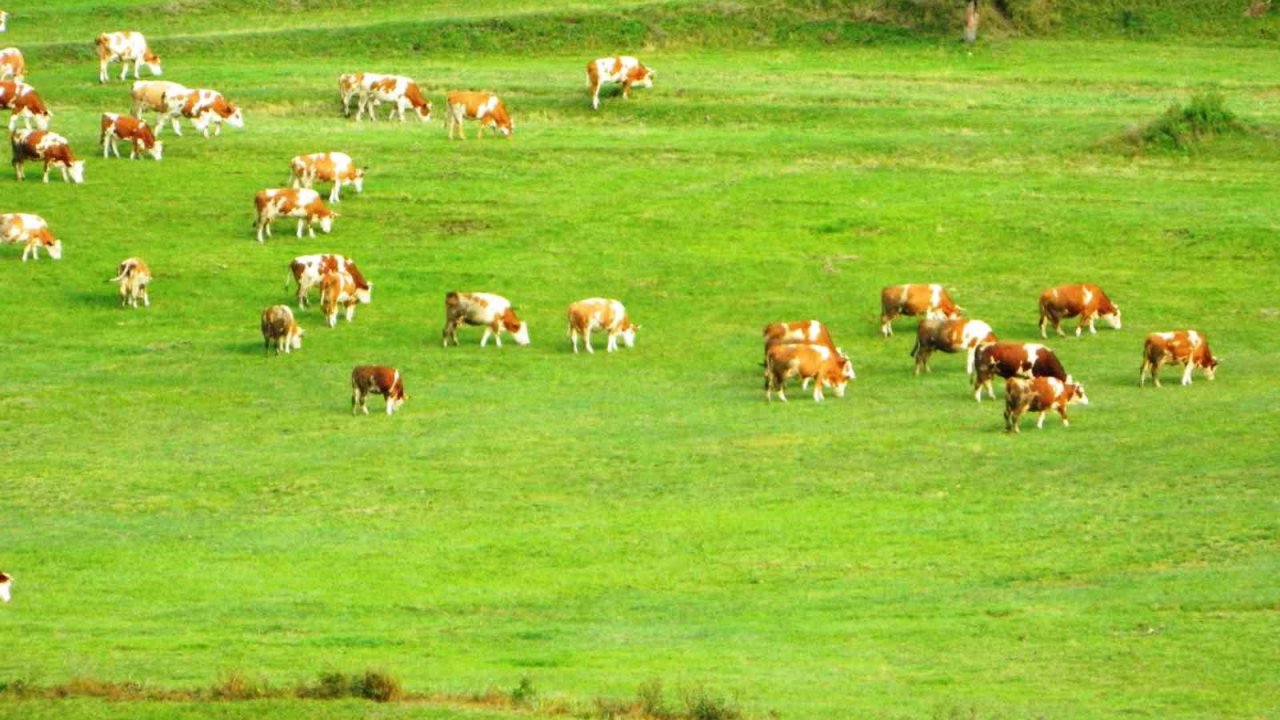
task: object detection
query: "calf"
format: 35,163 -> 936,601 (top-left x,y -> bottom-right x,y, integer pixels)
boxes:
972,341 -> 1069,402
1140,330 -> 1218,387
0,46 -> 22,82
165,88 -> 243,138
319,270 -> 363,328
1004,376 -> 1089,433
356,74 -> 430,122
0,571 -> 11,603
287,253 -> 370,309
110,257 -> 151,308
96,31 -> 161,83
445,91 -> 513,140
260,304 -> 303,355
1,80 -> 49,130
910,317 -> 996,375
442,291 -> 530,347
586,55 -> 655,110
880,283 -> 962,336
351,365 -> 406,416
0,212 -> 61,261
1038,283 -> 1121,338
289,152 -> 364,203
100,113 -> 162,160
11,129 -> 85,183
567,297 -> 637,353
253,188 -> 335,243
764,342 -> 855,403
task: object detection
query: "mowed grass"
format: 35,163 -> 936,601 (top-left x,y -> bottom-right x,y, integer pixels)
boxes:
2,3 -> 1279,719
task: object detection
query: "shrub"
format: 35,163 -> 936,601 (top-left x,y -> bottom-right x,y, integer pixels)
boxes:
210,670 -> 271,700
510,675 -> 537,707
354,669 -> 402,703
680,685 -> 741,720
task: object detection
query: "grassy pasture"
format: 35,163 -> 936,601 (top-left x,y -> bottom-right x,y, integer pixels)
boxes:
2,2 -> 1280,719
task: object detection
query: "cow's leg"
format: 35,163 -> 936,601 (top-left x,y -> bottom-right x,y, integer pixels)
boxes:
329,184 -> 340,204
492,322 -> 503,348
622,79 -> 633,100
1058,406 -> 1070,426
1181,361 -> 1195,386
570,329 -> 579,354
102,136 -> 111,158
1084,315 -> 1097,335
583,327 -> 593,354
812,381 -> 824,402
295,219 -> 306,238
119,59 -> 129,81
966,346 -> 977,375
140,286 -> 149,307
41,161 -> 51,183
345,302 -> 355,323
358,391 -> 369,415
1038,312 -> 1048,339
1152,358 -> 1165,388
1035,411 -> 1048,429
12,161 -> 22,181
480,326 -> 491,347
99,59 -> 109,83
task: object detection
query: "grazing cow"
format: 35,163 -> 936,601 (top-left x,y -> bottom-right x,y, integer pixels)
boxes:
764,342 -> 855,403
110,257 -> 151,308
287,254 -> 370,309
0,571 -> 10,603
972,341 -> 1069,402
164,88 -> 243,138
289,152 -> 364,203
260,304 -> 303,355
445,91 -> 512,140
880,283 -> 963,337
99,113 -> 162,160
351,365 -> 406,416
0,80 -> 48,131
96,32 -> 161,83
910,317 -> 996,375
253,188 -> 335,243
130,80 -> 188,128
1038,283 -> 1121,338
319,270 -> 365,328
586,56 -> 654,110
0,46 -> 22,82
442,291 -> 530,347
11,129 -> 85,183
338,72 -> 363,117
356,74 -> 430,122
567,297 -> 637,353
1,212 -> 61,261
1140,330 -> 1219,387
1004,376 -> 1089,433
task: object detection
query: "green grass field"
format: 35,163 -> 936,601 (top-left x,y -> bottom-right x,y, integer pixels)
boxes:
2,2 -> 1279,719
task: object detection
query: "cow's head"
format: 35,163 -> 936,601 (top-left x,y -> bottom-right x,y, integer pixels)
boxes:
33,112 -> 50,131
619,318 -> 638,349
1065,381 -> 1089,406
315,209 -> 336,234
512,321 -> 531,345
45,237 -> 63,260
0,572 -> 11,603
354,282 -> 372,304
352,168 -> 366,194
414,101 -> 432,122
67,160 -> 85,184
1200,349 -> 1219,380
387,376 -> 407,415
836,348 -> 856,381
143,52 -> 162,76
147,140 -> 164,161
224,106 -> 244,129
1102,306 -> 1121,330
290,325 -> 304,350
630,64 -> 655,89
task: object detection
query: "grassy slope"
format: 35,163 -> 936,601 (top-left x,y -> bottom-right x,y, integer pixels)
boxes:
2,2 -> 1279,719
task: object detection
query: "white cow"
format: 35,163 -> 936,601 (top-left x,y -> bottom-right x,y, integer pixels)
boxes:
96,31 -> 161,83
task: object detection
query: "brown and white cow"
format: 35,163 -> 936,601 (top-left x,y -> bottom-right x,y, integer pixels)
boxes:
253,188 -> 335,243
0,571 -> 11,603
910,317 -> 996,375
1004,376 -> 1089,433
1140,330 -> 1219,387
1038,283 -> 1121,338
445,91 -> 512,140
110,257 -> 151,308
972,341 -> 1069,402
0,80 -> 48,131
289,152 -> 364,203
567,297 -> 637,353
880,283 -> 963,337
320,270 -> 365,328
11,129 -> 84,183
442,291 -> 530,347
764,342 -> 855,403
96,31 -> 161,83
338,72 -> 365,117
0,46 -> 23,82
356,74 -> 430,122
586,56 -> 655,111
351,365 -> 407,416
100,113 -> 162,160
287,254 -> 370,309
260,304 -> 303,355
130,80 -> 188,128
164,88 -> 243,138
1,212 -> 61,261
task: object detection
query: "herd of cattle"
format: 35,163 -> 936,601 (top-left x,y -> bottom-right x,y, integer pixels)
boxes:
1,24 -> 1221,430
764,282 -> 1220,432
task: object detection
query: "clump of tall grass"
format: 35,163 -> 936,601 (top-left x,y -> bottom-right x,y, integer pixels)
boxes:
1118,92 -> 1249,152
